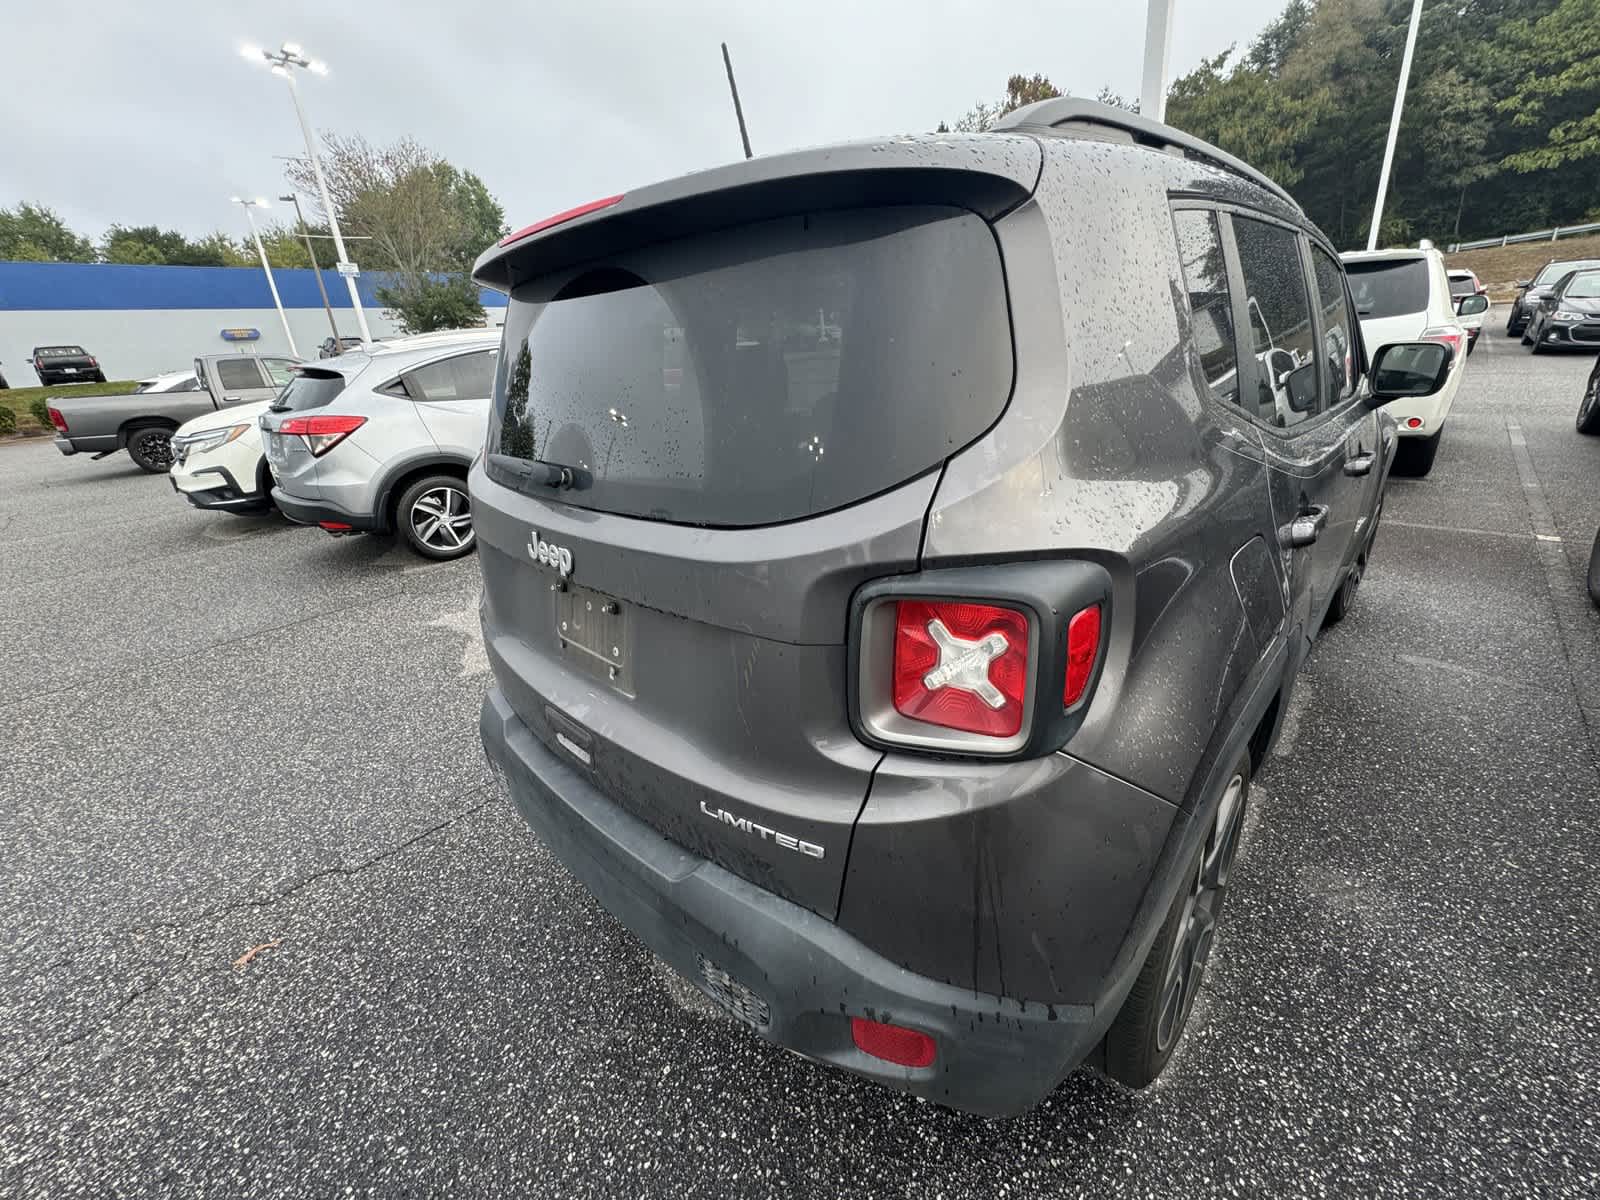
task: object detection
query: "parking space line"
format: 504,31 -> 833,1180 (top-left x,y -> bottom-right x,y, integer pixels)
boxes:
1384,518 -> 1555,542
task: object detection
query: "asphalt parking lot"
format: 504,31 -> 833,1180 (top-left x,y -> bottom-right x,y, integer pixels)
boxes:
3,314 -> 1598,1198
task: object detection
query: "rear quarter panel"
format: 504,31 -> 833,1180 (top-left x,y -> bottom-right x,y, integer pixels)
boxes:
54,391 -> 214,441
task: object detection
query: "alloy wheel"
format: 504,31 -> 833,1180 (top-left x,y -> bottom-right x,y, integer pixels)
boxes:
410,485 -> 474,552
134,430 -> 173,470
1154,772 -> 1246,1054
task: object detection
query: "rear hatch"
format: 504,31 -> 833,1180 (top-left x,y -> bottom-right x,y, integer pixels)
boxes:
1345,256 -> 1433,347
258,363 -> 359,493
471,136 -> 1037,916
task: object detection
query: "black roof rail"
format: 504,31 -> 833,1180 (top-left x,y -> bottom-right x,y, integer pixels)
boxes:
993,97 -> 1300,212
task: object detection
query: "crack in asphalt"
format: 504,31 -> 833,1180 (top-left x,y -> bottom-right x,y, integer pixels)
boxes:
1,787 -> 495,1093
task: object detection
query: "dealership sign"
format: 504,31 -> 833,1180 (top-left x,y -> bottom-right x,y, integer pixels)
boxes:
220,328 -> 261,341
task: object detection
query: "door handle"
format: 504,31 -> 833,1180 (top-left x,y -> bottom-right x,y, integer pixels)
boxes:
223,396 -> 241,403
1282,504 -> 1329,549
1344,453 -> 1376,477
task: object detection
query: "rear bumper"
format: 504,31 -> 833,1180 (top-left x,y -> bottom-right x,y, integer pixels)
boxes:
480,686 -> 1103,1116
53,433 -> 118,456
272,489 -> 376,531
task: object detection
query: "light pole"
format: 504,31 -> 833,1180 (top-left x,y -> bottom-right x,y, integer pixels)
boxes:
280,191 -> 340,344
232,197 -> 298,358
1140,0 -> 1176,123
243,41 -> 373,347
1367,0 -> 1425,250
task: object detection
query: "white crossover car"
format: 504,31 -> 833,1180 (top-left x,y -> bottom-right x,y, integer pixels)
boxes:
169,400 -> 275,514
1341,245 -> 1486,477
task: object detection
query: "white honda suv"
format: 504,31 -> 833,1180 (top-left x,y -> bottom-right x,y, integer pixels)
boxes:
259,330 -> 500,560
1341,244 -> 1487,477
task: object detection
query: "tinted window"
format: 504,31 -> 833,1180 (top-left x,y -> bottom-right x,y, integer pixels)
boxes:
1565,273 -> 1600,300
490,205 -> 1012,527
216,359 -> 265,391
1535,259 -> 1600,285
1173,210 -> 1239,406
1311,247 -> 1358,404
1345,259 -> 1429,318
1448,276 -> 1477,298
1233,217 -> 1321,428
261,359 -> 298,387
38,346 -> 86,357
270,370 -> 347,412
403,350 -> 497,401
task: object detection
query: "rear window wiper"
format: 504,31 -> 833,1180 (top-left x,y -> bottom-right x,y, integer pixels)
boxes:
488,453 -> 589,491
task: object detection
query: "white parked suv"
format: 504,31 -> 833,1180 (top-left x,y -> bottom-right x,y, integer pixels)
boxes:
169,399 -> 276,513
1341,245 -> 1486,477
260,330 -> 499,560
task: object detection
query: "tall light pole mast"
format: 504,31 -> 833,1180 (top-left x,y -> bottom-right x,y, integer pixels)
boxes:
232,197 -> 298,358
1140,0 -> 1176,122
243,41 -> 373,347
280,191 -> 340,343
720,42 -> 753,159
1367,0 -> 1425,250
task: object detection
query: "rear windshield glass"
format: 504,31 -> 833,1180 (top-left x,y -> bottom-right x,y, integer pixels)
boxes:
488,205 -> 1012,528
38,346 -> 86,357
1566,273 -> 1600,300
1346,259 -> 1429,318
1448,276 -> 1477,297
1536,259 -> 1600,285
271,369 -> 349,412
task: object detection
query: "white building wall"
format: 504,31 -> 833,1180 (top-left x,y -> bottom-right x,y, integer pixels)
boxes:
1,305 -> 505,384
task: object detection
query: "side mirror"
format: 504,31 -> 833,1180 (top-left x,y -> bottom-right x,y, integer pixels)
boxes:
1365,342 -> 1453,409
1517,279 -> 1533,289
1456,293 -> 1490,316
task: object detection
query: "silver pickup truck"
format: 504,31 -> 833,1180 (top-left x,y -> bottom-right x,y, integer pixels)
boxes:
50,353 -> 301,473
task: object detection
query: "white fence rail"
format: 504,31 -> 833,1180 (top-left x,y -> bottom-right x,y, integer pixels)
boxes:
1449,222 -> 1600,253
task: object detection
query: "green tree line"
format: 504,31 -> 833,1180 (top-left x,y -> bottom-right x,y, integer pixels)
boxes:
0,201 -> 338,269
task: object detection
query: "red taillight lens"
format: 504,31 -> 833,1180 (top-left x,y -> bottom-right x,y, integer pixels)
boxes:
499,194 -> 625,246
1421,326 -> 1463,360
1063,603 -> 1102,707
46,406 -> 67,432
278,413 -> 366,457
86,357 -> 97,367
892,600 -> 1029,738
850,1017 -> 936,1069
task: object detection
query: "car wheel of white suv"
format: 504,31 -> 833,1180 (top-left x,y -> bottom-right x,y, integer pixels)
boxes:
398,474 -> 476,561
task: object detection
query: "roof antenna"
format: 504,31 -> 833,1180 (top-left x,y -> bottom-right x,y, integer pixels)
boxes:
721,42 -> 754,160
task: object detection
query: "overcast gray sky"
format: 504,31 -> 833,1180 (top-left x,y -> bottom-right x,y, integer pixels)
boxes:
3,0 -> 1286,246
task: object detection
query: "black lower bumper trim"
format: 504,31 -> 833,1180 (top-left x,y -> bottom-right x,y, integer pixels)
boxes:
272,489 -> 376,531
479,686 -> 1099,1117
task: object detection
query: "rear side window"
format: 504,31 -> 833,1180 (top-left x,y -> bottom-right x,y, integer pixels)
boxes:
216,359 -> 265,391
271,370 -> 348,411
1311,247 -> 1358,404
1232,216 -> 1321,428
489,205 -> 1012,527
400,350 -> 497,401
1346,259 -> 1429,318
1172,210 -> 1239,406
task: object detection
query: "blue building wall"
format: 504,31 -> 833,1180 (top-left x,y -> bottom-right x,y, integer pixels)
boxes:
0,261 -> 507,311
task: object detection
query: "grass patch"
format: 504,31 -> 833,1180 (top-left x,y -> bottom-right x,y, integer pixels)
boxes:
0,380 -> 139,434
1447,233 -> 1600,301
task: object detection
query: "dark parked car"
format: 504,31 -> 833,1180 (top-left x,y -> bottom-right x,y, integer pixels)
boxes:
317,335 -> 369,358
0,361 -> 8,389
1506,257 -> 1600,337
1523,268 -> 1600,353
32,345 -> 105,385
468,99 -> 1454,1116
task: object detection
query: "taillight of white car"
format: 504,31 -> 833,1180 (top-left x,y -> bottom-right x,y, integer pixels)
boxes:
1422,326 -> 1464,362
278,414 -> 367,457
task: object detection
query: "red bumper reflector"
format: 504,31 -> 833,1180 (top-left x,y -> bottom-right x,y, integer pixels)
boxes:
851,1017 -> 936,1068
1063,603 -> 1103,707
318,521 -> 353,532
1405,417 -> 1423,429
500,194 -> 625,246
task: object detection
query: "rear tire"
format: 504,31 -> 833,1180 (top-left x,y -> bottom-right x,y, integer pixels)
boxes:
1578,370 -> 1600,435
125,423 -> 176,474
1103,752 -> 1251,1088
1324,557 -> 1363,627
1393,431 -> 1441,478
92,371 -> 106,383
396,473 -> 476,561
1588,528 -> 1600,609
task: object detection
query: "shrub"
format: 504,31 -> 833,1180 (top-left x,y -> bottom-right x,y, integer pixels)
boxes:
0,407 -> 16,435
28,396 -> 51,428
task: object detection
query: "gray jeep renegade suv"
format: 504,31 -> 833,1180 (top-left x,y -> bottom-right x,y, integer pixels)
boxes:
470,99 -> 1453,1116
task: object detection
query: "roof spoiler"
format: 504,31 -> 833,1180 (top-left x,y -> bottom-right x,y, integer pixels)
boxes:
994,97 -> 1300,212
472,134 -> 1043,293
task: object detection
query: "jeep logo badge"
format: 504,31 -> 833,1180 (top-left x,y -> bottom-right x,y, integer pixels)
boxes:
527,531 -> 573,577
